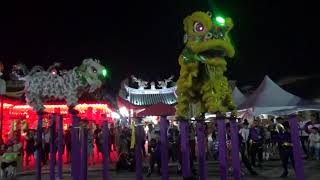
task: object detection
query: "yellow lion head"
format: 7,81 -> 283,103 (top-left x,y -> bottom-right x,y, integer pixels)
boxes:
182,11 -> 235,63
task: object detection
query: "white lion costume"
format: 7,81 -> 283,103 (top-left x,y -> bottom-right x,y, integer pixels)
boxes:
24,59 -> 106,112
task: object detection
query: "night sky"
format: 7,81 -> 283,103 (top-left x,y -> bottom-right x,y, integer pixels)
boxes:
0,1 -> 319,96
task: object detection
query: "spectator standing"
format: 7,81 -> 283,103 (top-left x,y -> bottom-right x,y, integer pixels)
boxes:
308,127 -> 320,160
64,126 -> 72,164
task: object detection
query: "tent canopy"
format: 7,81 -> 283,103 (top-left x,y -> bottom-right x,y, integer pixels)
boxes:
232,86 -> 246,107
238,75 -> 319,116
266,105 -> 320,116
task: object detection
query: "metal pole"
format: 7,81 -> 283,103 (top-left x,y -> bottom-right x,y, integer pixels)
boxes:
288,114 -> 305,180
50,114 -> 56,180
70,109 -> 80,180
36,111 -> 43,180
217,117 -> 228,180
230,119 -> 241,180
135,123 -> 143,180
80,124 -> 88,180
57,115 -> 63,180
179,119 -> 191,178
102,121 -> 109,180
196,120 -> 207,180
160,116 -> 169,180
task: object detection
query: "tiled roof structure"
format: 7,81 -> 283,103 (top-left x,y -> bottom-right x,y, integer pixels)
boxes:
129,93 -> 176,106
119,84 -> 177,106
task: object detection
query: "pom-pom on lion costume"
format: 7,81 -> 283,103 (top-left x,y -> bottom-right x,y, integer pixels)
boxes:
176,11 -> 236,119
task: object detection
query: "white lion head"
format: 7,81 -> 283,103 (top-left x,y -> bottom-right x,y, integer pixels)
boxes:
79,58 -> 106,93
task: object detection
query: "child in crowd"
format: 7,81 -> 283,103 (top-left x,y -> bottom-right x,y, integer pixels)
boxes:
309,127 -> 320,160
0,146 -> 18,178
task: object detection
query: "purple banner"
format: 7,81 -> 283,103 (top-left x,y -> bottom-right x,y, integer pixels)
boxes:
217,117 -> 228,180
102,121 -> 109,180
179,120 -> 191,178
230,119 -> 241,180
196,121 -> 207,180
288,115 -> 305,180
160,116 -> 169,180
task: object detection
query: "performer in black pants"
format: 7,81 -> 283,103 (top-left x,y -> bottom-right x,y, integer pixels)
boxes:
239,134 -> 258,175
226,122 -> 258,176
275,118 -> 295,178
146,139 -> 161,177
248,119 -> 264,167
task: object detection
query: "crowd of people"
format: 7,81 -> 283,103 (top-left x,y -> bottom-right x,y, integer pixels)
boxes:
0,112 -> 319,178
234,113 -> 320,177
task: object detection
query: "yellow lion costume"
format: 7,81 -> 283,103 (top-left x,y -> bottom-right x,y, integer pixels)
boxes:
176,11 -> 236,118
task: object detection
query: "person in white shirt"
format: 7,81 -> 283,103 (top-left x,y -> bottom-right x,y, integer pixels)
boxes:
308,127 -> 320,160
239,121 -> 250,157
307,114 -> 320,132
147,124 -> 157,154
239,122 -> 250,143
297,114 -> 309,156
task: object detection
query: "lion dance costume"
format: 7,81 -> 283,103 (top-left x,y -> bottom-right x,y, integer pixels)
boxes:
176,11 -> 236,118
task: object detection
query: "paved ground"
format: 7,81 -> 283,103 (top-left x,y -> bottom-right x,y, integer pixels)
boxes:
13,160 -> 320,180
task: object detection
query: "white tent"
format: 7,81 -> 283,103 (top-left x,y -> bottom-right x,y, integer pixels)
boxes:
232,86 -> 246,106
238,75 -> 319,116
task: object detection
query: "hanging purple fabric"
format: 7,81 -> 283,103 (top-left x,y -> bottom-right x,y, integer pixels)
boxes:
58,115 -> 63,180
102,121 -> 109,180
36,111 -> 43,180
80,125 -> 88,180
230,119 -> 241,180
70,109 -> 80,180
217,117 -> 228,180
135,123 -> 143,180
160,116 -> 169,180
50,114 -> 56,180
196,120 -> 207,180
179,119 -> 191,178
288,115 -> 305,180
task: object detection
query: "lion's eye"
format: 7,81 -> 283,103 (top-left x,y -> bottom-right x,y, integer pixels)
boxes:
92,67 -> 97,73
193,22 -> 205,32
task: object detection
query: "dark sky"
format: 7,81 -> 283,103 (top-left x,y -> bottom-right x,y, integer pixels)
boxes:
0,1 -> 319,93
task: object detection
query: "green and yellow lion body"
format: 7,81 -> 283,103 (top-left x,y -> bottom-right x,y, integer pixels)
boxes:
176,11 -> 236,118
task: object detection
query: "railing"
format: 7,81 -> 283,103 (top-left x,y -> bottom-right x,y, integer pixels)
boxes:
33,114 -> 304,180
